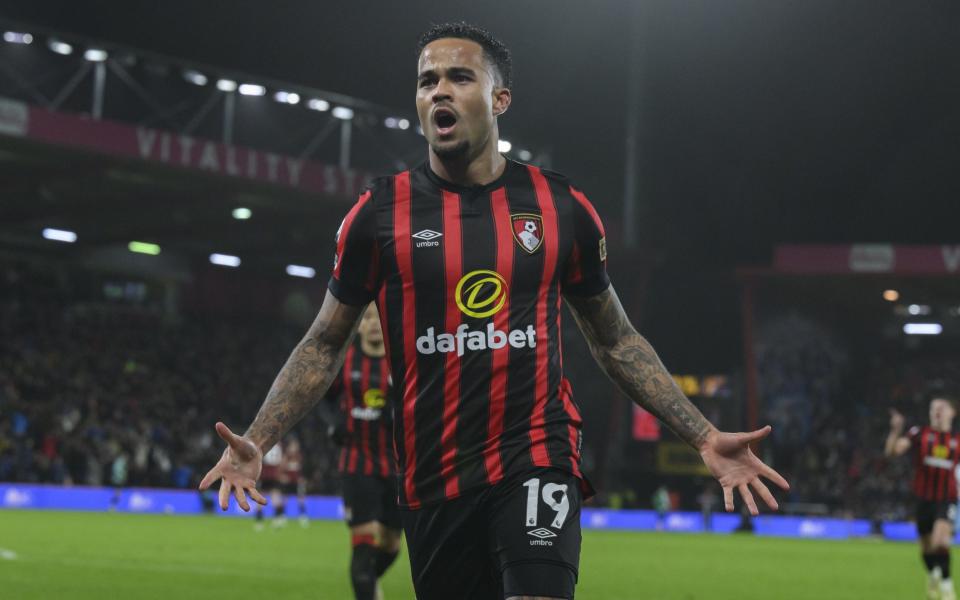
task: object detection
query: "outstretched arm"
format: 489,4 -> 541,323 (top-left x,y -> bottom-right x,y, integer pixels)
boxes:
243,292 -> 363,451
884,409 -> 911,457
564,285 -> 712,446
565,285 -> 789,514
199,291 -> 364,510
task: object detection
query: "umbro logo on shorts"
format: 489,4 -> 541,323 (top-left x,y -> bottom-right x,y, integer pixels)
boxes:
412,229 -> 442,248
527,528 -> 557,539
528,527 -> 557,547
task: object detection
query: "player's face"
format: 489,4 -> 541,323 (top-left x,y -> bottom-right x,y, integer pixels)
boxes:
357,304 -> 383,346
930,398 -> 956,428
416,38 -> 509,161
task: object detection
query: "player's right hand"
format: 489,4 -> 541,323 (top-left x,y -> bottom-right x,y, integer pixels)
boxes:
889,408 -> 905,432
198,422 -> 268,512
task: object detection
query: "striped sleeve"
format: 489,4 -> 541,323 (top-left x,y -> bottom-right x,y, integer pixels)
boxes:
327,190 -> 380,305
562,185 -> 611,297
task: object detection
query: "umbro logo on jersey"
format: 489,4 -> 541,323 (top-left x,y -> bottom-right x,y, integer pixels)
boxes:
527,528 -> 557,539
412,229 -> 442,248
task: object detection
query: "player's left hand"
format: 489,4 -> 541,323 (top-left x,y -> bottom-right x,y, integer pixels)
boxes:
698,425 -> 790,516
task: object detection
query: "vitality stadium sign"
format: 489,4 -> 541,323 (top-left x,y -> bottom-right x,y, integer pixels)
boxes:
0,97 -> 370,199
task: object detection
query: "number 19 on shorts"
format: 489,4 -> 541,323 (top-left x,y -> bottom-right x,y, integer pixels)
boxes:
523,477 -> 570,529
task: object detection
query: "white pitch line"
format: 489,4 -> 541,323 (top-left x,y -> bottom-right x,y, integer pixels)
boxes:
0,548 -> 18,560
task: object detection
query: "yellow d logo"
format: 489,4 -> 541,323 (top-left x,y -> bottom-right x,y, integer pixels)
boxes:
455,270 -> 507,318
363,388 -> 386,408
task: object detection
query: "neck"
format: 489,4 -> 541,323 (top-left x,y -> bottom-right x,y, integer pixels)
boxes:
428,131 -> 506,187
934,423 -> 952,433
360,338 -> 385,358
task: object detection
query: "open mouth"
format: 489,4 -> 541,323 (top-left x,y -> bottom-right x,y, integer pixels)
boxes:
433,108 -> 458,135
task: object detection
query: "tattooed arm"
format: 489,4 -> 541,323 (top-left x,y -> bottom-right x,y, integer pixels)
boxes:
564,285 -> 712,447
198,291 -> 364,511
565,285 -> 789,514
244,292 -> 363,451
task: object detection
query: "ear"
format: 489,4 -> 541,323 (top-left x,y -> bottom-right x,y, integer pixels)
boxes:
492,86 -> 512,117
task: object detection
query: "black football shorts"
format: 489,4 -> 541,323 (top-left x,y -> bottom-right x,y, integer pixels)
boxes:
402,467 -> 582,600
342,474 -> 402,529
916,499 -> 957,536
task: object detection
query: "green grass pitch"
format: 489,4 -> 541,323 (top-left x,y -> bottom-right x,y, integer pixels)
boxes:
0,510 -> 926,599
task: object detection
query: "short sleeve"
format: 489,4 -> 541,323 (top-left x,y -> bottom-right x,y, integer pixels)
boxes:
562,185 -> 611,297
327,190 -> 380,305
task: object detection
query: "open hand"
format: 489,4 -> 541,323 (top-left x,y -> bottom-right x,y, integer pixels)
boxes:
889,409 -> 905,433
699,425 -> 790,516
198,422 -> 267,511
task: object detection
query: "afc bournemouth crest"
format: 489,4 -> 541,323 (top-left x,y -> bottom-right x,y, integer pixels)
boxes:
511,213 -> 543,254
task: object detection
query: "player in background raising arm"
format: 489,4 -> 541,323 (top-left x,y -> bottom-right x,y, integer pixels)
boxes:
887,397 -> 960,600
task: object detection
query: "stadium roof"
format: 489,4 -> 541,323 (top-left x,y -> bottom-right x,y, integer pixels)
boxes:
0,108 -> 352,277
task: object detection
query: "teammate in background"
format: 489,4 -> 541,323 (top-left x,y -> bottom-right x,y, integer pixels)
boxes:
321,304 -> 401,600
652,485 -> 670,531
254,442 -> 286,531
886,397 -> 960,600
201,22 -> 789,599
698,481 -> 719,533
282,437 -> 309,527
108,447 -> 129,511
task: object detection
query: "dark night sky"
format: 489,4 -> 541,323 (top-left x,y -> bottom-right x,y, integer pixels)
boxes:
3,0 -> 959,369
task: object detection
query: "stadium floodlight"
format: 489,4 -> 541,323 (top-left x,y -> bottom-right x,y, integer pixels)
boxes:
232,207 -> 252,220
210,253 -> 241,267
128,241 -> 160,256
331,106 -> 354,120
42,228 -> 77,243
48,39 -> 73,55
384,117 -> 399,129
238,83 -> 266,96
882,289 -> 899,302
182,69 -> 208,86
274,90 -> 300,105
84,48 -> 108,62
498,139 -> 512,153
4,32 -> 33,44
216,79 -> 237,92
286,265 -> 316,279
398,118 -> 410,130
306,98 -> 330,112
517,149 -> 532,161
907,304 -> 931,316
904,323 -> 943,336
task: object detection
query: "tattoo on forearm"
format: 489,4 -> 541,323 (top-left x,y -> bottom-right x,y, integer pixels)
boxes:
244,296 -> 363,451
566,286 -> 713,448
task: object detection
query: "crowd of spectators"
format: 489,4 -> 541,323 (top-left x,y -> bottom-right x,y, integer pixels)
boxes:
0,262 -> 340,494
756,308 -> 960,520
6,259 -> 960,521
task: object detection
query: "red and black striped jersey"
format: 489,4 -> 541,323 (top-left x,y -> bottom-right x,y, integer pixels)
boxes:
327,345 -> 394,478
908,425 -> 960,502
328,160 -> 609,509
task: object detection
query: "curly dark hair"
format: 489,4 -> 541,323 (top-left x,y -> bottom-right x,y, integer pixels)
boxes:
416,22 -> 513,89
